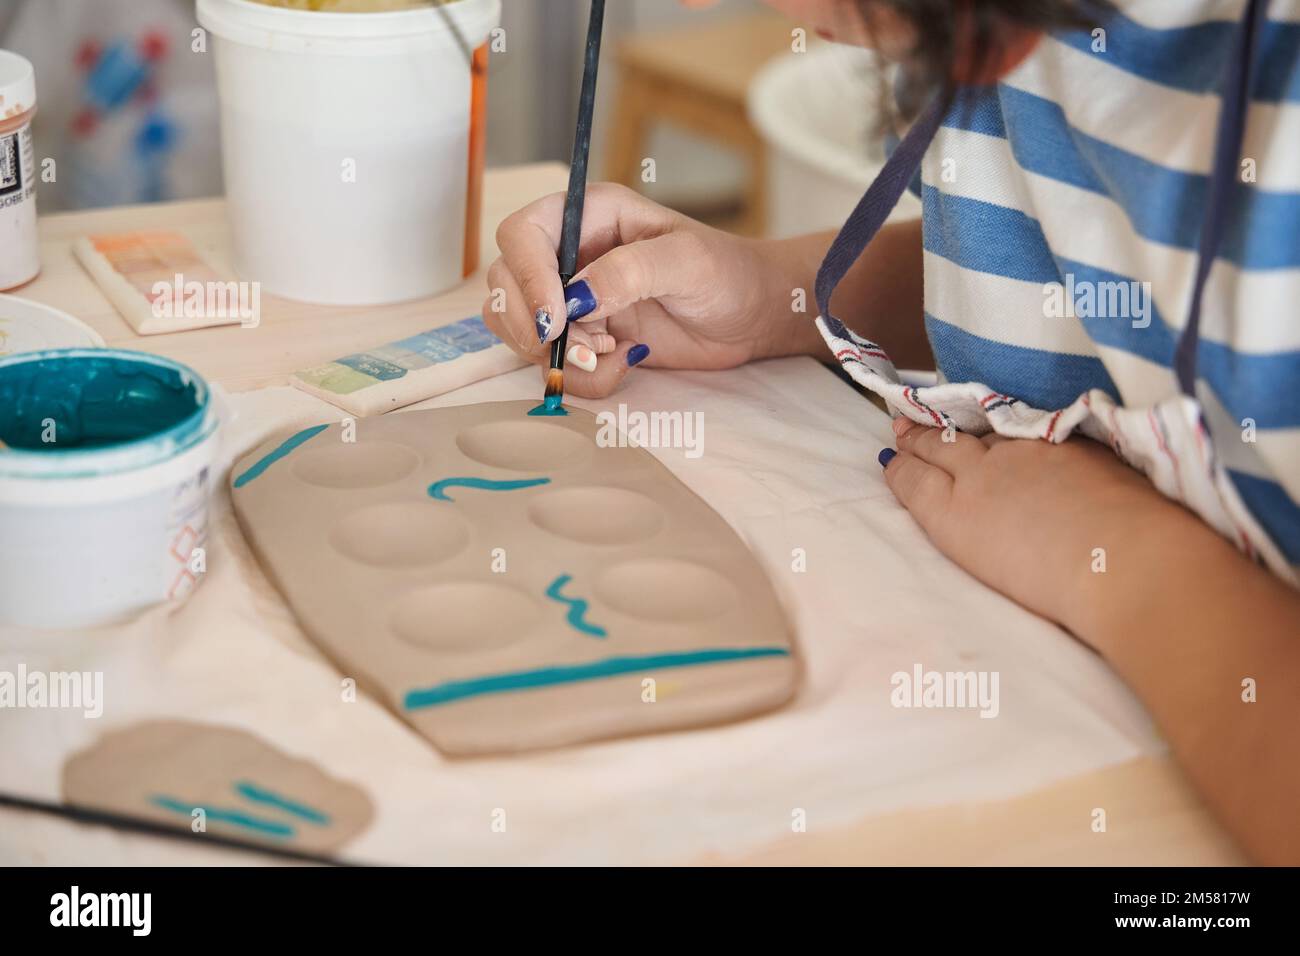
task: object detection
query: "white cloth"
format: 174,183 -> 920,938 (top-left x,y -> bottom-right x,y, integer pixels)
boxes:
817,317 -> 1296,586
0,358 -> 1162,865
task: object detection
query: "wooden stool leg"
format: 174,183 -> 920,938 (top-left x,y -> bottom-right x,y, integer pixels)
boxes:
739,130 -> 768,237
604,68 -> 652,189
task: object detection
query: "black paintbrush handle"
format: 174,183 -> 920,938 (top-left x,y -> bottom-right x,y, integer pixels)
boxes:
552,0 -> 606,370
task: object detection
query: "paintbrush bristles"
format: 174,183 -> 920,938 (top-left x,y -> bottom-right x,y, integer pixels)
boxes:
544,367 -> 565,400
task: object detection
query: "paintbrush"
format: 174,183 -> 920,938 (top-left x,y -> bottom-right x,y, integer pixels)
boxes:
537,0 -> 606,416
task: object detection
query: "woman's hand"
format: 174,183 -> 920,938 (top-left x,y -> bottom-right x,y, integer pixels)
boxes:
482,183 -> 820,398
880,418 -> 1193,641
882,417 -> 1300,864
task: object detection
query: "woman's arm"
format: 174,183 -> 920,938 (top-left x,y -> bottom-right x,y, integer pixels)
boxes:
760,218 -> 932,369
1075,509 -> 1300,865
882,419 -> 1300,863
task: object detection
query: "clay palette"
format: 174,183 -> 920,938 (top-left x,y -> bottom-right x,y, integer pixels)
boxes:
230,400 -> 798,755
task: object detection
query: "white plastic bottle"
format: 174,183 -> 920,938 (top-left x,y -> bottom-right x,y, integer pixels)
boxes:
0,50 -> 39,291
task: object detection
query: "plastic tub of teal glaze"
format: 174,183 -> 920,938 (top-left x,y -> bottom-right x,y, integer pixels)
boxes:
0,349 -> 221,629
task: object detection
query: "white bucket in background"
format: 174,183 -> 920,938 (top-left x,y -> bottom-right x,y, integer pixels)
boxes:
748,45 -> 921,239
196,0 -> 501,306
0,350 -> 222,630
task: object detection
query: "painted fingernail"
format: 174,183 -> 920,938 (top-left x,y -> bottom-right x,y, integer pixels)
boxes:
627,343 -> 651,367
563,280 -> 598,321
534,308 -> 553,343
566,343 -> 597,372
878,448 -> 897,468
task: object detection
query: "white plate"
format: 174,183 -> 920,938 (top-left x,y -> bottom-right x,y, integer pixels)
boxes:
0,294 -> 105,356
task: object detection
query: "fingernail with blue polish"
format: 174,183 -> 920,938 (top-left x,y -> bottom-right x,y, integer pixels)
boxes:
563,280 -> 598,321
878,448 -> 897,468
534,308 -> 553,343
627,344 -> 651,368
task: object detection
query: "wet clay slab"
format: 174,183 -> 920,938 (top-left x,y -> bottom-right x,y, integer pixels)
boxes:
230,400 -> 798,755
63,720 -> 373,853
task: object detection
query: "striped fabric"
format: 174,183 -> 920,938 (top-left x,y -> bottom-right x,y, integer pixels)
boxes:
918,0 -> 1300,575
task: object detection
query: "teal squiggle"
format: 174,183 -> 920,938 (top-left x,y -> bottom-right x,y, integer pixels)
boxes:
428,476 -> 550,501
234,781 -> 330,826
150,795 -> 295,839
545,573 -> 606,638
233,424 -> 329,488
403,646 -> 791,710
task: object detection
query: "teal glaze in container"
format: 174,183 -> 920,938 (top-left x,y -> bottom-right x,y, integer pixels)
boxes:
0,349 -> 222,629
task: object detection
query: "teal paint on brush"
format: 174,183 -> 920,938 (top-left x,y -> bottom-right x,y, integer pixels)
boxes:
544,573 -> 606,638
404,646 -> 791,710
233,781 -> 330,826
150,795 -> 296,839
427,476 -> 550,501
233,424 -> 329,489
527,394 -> 567,416
0,348 -> 216,480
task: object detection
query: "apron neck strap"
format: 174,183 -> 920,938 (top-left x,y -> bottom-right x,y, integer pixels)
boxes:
1174,0 -> 1266,396
813,0 -> 1265,401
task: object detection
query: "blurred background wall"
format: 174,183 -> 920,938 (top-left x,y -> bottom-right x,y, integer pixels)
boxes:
0,0 -> 903,235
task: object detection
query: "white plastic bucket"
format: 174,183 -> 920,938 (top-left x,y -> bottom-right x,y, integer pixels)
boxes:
748,45 -> 921,238
0,349 -> 222,629
196,0 -> 501,305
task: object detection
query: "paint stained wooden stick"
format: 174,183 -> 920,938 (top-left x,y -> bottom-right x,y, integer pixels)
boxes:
540,0 -> 607,415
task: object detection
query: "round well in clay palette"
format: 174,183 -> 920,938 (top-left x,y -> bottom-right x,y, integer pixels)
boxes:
293,440 -> 420,488
456,419 -> 593,471
527,486 -> 666,545
331,501 -> 470,568
392,581 -> 540,654
597,559 -> 737,623
230,400 -> 797,755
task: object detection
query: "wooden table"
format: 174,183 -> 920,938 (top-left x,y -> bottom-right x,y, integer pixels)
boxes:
8,163 -> 1243,866
23,163 -> 572,394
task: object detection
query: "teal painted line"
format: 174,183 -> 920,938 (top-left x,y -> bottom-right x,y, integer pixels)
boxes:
544,573 -> 606,638
427,476 -> 550,501
403,646 -> 791,711
233,424 -> 329,488
234,781 -> 330,826
150,795 -> 295,839
527,395 -> 567,416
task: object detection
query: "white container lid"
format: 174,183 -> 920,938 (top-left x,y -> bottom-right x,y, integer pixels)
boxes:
0,294 -> 106,355
0,49 -> 36,119
197,0 -> 501,56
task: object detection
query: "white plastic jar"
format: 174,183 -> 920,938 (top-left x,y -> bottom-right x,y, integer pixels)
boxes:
0,349 -> 223,629
196,0 -> 501,306
0,49 -> 39,291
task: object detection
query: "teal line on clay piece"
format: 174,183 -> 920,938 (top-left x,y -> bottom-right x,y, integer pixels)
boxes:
527,395 -> 567,416
545,573 -> 606,638
403,646 -> 791,711
233,781 -> 330,826
150,795 -> 296,839
427,476 -> 550,501
232,424 -> 330,488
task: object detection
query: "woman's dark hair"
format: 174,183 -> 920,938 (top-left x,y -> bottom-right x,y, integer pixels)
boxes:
860,0 -> 1112,114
